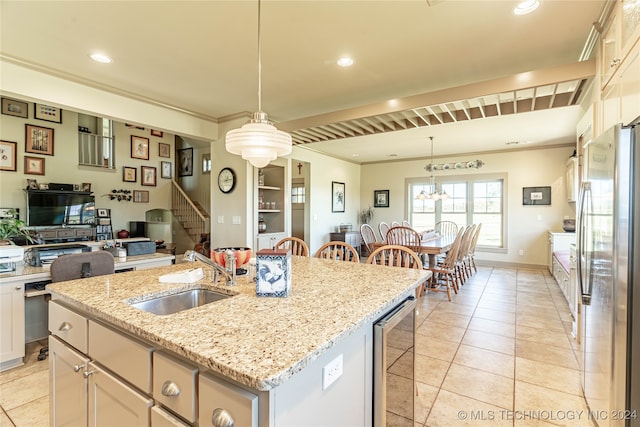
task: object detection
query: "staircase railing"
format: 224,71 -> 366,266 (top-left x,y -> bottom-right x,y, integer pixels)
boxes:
170,180 -> 209,242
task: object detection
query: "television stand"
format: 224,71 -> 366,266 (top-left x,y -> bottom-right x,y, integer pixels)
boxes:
36,227 -> 95,242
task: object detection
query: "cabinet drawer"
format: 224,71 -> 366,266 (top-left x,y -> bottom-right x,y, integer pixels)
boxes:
88,320 -> 153,393
151,405 -> 191,427
49,301 -> 88,353
199,373 -> 258,427
153,352 -> 198,422
57,229 -> 75,238
40,230 -> 58,239
76,229 -> 93,237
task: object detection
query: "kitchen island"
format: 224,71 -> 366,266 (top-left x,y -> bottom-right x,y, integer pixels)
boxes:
47,256 -> 428,426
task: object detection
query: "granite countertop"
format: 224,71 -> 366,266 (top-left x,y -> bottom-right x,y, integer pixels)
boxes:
47,257 -> 428,391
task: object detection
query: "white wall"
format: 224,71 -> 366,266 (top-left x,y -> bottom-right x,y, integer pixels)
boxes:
360,146 -> 575,267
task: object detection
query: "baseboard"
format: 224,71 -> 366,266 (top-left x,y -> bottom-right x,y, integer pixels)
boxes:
476,259 -> 549,271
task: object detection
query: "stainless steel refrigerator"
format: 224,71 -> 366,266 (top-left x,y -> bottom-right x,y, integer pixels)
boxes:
578,122 -> 640,427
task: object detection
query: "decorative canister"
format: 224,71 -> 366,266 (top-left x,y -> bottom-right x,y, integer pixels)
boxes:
258,218 -> 267,233
256,249 -> 291,297
117,247 -> 127,262
117,229 -> 130,238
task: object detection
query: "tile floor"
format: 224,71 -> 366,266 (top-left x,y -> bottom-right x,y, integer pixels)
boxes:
0,266 -> 587,427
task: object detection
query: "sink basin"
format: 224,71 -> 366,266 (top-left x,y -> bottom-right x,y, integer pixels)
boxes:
129,289 -> 230,315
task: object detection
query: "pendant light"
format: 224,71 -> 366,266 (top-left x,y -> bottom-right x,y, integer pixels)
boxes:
225,0 -> 292,168
416,137 -> 449,201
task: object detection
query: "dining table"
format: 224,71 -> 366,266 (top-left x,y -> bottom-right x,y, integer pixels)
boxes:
373,232 -> 457,268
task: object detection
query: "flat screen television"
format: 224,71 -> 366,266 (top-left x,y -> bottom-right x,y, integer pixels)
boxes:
26,191 -> 96,227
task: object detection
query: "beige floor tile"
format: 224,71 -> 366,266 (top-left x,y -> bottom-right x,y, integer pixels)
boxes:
514,381 -> 590,427
515,357 -> 582,396
514,418 -> 565,427
516,340 -> 579,370
4,396 -> 48,427
0,410 -> 15,427
426,389 -> 512,427
434,302 -> 477,317
479,293 -> 517,305
415,382 -> 440,425
462,329 -> 515,355
0,370 -> 49,411
476,298 -> 516,312
453,344 -> 514,378
517,313 -> 566,333
417,321 -> 466,344
387,373 -> 415,420
426,310 -> 471,329
516,304 -> 560,319
384,411 -> 413,427
473,307 -> 517,324
415,336 -> 460,362
442,364 -> 514,409
516,325 -> 573,349
414,354 -> 451,388
468,317 -> 516,338
483,287 -> 517,297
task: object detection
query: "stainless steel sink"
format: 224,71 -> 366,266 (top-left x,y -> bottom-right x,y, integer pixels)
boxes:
129,289 -> 230,315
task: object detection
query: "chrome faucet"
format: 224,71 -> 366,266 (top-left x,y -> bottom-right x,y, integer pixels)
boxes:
183,250 -> 236,286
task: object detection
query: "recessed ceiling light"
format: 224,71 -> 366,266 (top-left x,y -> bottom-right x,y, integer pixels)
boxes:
505,141 -> 519,145
388,154 -> 398,157
90,53 -> 112,64
352,153 -> 360,157
513,0 -> 540,15
337,57 -> 354,67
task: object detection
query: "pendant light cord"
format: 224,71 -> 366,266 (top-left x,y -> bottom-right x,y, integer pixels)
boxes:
257,0 -> 262,113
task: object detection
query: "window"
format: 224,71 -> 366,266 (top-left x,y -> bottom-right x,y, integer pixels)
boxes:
78,117 -> 115,169
202,153 -> 211,174
291,183 -> 305,203
407,173 -> 506,250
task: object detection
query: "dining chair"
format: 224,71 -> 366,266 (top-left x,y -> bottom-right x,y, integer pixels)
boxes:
390,221 -> 400,227
402,220 -> 411,227
43,251 -> 116,360
378,222 -> 390,243
425,227 -> 464,301
466,223 -> 482,274
360,223 -> 377,256
366,244 -> 428,296
435,220 -> 458,236
454,225 -> 475,286
385,226 -> 422,254
313,241 -> 360,262
274,236 -> 310,257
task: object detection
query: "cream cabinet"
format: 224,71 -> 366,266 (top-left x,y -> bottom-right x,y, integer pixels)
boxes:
0,283 -> 25,370
255,159 -> 289,251
49,336 -> 89,427
256,232 -> 287,251
547,231 -> 576,272
199,373 -> 259,427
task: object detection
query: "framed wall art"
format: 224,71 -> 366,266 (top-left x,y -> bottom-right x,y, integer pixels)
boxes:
178,147 -> 193,177
123,166 -> 137,183
374,189 -> 389,208
81,182 -> 92,192
131,135 -> 150,160
133,190 -> 149,203
1,97 -> 28,118
0,140 -> 17,172
141,166 -> 157,186
159,142 -> 171,158
161,161 -> 172,179
34,104 -> 62,123
27,179 -> 39,190
523,186 -> 551,206
332,181 -> 345,213
97,208 -> 110,218
25,124 -> 54,156
151,129 -> 163,137
24,156 -> 45,175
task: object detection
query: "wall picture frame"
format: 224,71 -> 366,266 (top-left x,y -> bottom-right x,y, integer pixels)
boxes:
26,179 -> 39,190
25,124 -> 54,156
141,166 -> 157,186
523,186 -> 551,205
81,182 -> 92,192
159,142 -> 171,158
0,140 -> 18,172
97,208 -> 109,218
178,147 -> 193,177
24,156 -> 45,175
374,189 -> 389,208
332,181 -> 345,213
131,135 -> 150,160
123,166 -> 137,183
34,103 -> 62,123
161,161 -> 172,179
133,190 -> 149,203
1,97 -> 28,118
151,129 -> 163,137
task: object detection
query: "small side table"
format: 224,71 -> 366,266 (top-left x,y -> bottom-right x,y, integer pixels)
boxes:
156,243 -> 177,264
329,231 -> 362,255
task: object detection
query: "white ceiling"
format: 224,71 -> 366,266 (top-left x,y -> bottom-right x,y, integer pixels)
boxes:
0,0 -> 607,162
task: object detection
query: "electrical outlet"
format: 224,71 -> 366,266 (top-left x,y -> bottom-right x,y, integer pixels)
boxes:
519,249 -> 524,256
322,354 -> 343,390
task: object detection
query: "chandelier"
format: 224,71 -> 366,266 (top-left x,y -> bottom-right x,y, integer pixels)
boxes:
225,0 -> 292,168
416,137 -> 449,201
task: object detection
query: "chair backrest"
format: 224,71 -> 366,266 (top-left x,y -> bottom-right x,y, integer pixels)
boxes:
391,221 -> 400,227
360,223 -> 377,253
468,223 -> 482,255
402,220 -> 411,227
366,245 -> 423,269
435,220 -> 458,236
274,236 -> 309,257
438,227 -> 465,269
50,251 -> 115,282
456,225 -> 475,263
378,222 -> 390,243
385,226 -> 422,252
313,241 -> 360,262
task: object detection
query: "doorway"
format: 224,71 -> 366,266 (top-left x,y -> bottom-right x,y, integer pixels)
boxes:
290,160 -> 310,243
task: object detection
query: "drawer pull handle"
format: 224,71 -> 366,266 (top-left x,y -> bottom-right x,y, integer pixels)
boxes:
161,381 -> 180,397
83,370 -> 96,378
58,322 -> 72,332
73,364 -> 85,373
211,408 -> 234,427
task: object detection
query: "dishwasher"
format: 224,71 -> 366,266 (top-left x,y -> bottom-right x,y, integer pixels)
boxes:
373,296 -> 416,427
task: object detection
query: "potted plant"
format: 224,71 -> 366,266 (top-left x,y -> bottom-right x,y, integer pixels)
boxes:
359,206 -> 374,224
0,210 -> 34,245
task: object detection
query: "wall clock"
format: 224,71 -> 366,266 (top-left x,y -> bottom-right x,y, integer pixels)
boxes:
217,167 -> 236,193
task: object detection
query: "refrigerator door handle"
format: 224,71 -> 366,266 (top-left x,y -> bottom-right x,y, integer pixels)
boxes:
577,181 -> 592,305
